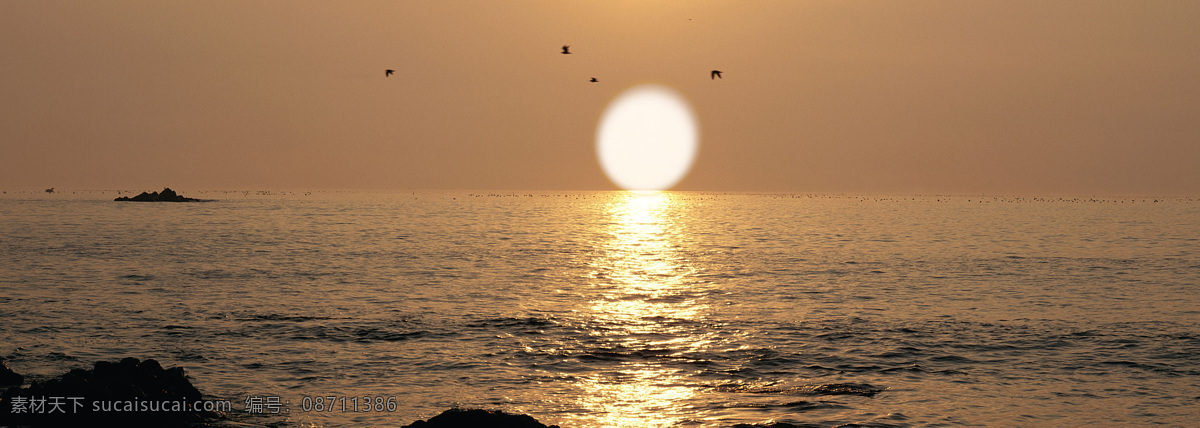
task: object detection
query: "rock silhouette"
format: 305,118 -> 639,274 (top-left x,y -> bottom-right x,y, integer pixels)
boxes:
403,408 -> 560,428
0,358 -> 22,386
114,188 -> 207,202
808,383 -> 883,397
0,357 -> 215,426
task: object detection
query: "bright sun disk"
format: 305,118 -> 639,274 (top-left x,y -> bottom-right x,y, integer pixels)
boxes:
595,84 -> 699,191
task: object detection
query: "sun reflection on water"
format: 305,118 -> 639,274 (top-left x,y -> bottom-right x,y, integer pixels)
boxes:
567,192 -> 716,428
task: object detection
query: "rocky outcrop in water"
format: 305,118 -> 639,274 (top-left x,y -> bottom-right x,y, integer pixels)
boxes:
402,408 -> 561,428
114,188 -> 207,202
0,357 -> 215,426
0,358 -> 22,386
716,382 -> 884,398
807,383 -> 883,397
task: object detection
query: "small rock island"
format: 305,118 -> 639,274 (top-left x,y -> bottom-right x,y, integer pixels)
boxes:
115,187 -> 209,202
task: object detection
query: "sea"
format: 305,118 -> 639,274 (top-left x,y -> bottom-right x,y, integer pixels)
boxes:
2,190 -> 1198,427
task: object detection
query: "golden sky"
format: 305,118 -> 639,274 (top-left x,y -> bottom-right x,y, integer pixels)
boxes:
2,0 -> 1198,194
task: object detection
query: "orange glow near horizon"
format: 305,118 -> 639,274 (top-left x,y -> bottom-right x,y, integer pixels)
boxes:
3,2 -> 1199,195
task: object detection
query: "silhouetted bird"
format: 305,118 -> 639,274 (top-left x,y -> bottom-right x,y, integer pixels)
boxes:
711,70 -> 722,79
561,45 -> 571,54
45,187 -> 54,194
385,69 -> 394,77
589,77 -> 598,82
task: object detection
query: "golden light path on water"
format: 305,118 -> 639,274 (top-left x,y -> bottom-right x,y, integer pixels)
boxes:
566,192 -> 717,428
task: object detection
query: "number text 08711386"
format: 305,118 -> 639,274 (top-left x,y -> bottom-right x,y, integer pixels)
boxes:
300,395 -> 398,413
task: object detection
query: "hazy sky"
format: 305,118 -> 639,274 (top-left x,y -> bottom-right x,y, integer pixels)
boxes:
3,1 -> 1198,195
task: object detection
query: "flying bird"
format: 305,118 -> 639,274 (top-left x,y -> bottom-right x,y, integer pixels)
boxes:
711,70 -> 722,79
385,69 -> 394,77
561,45 -> 571,54
590,77 -> 598,82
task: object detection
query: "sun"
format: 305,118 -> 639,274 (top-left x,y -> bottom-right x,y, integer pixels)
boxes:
595,84 -> 699,191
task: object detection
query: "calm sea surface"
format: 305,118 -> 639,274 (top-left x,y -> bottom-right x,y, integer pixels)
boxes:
2,191 -> 1199,427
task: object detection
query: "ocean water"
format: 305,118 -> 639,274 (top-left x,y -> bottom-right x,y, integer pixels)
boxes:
2,190 -> 1198,427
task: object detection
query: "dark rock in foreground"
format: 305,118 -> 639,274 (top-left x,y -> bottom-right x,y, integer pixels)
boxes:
115,187 -> 208,202
403,408 -> 561,428
0,358 -> 22,386
0,357 -> 216,427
